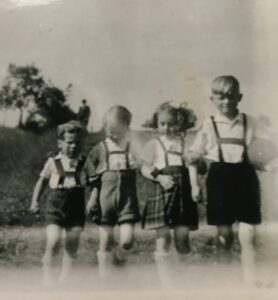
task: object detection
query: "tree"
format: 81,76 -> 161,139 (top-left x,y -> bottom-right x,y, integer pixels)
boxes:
0,63 -> 76,130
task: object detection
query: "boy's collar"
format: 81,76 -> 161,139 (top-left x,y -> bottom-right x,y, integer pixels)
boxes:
160,135 -> 180,144
106,136 -> 130,145
214,111 -> 242,124
55,152 -> 83,160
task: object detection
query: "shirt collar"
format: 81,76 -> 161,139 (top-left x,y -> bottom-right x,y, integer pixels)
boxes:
106,137 -> 129,148
160,135 -> 181,145
214,111 -> 243,125
55,152 -> 83,161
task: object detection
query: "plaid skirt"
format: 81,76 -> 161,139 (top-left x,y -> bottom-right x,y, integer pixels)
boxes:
142,166 -> 198,230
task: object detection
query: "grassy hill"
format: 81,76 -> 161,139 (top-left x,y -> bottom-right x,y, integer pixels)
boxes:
0,127 -> 105,226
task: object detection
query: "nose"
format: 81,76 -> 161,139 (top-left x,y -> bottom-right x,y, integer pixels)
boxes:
222,97 -> 230,104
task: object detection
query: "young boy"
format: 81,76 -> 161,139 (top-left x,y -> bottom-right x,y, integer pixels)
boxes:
85,106 -> 141,280
187,75 -> 261,286
30,120 -> 87,286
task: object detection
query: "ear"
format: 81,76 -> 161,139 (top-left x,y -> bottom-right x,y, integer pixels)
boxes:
237,94 -> 243,102
57,140 -> 62,149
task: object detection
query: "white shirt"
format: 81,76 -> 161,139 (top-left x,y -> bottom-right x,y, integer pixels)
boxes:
141,136 -> 186,169
40,153 -> 84,189
190,112 -> 257,163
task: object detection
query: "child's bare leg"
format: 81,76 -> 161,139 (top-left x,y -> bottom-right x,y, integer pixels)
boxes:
97,225 -> 114,279
42,224 -> 62,286
154,227 -> 172,286
60,226 -> 83,283
216,225 -> 233,263
238,222 -> 257,286
174,226 -> 190,260
115,222 -> 134,263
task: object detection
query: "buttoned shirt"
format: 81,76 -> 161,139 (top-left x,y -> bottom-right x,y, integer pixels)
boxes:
141,135 -> 186,169
40,153 -> 84,189
190,112 -> 258,163
84,138 -> 138,180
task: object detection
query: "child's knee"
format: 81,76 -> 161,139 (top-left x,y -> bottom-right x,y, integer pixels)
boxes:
120,240 -> 133,251
217,226 -> 233,249
45,240 -> 61,257
65,227 -> 82,257
65,239 -> 80,258
217,233 -> 233,249
175,242 -> 190,255
238,223 -> 256,247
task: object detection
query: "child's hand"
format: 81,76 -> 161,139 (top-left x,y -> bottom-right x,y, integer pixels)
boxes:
157,175 -> 175,190
86,200 -> 94,216
191,184 -> 201,203
29,203 -> 39,215
265,158 -> 278,172
183,151 -> 200,165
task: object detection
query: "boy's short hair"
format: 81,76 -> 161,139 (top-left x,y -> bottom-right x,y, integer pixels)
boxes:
103,105 -> 132,127
57,120 -> 87,140
148,101 -> 197,132
211,75 -> 240,96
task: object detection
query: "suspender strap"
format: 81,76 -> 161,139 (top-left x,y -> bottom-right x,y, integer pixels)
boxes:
157,138 -> 169,167
157,138 -> 185,167
125,142 -> 130,169
103,140 -> 131,170
103,140 -> 110,170
218,138 -> 245,145
53,159 -> 65,186
210,116 -> 224,162
75,156 -> 86,186
242,113 -> 249,163
211,114 -> 249,163
180,137 -> 185,167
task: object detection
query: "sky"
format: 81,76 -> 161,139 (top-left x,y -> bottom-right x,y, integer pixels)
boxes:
0,0 -> 277,133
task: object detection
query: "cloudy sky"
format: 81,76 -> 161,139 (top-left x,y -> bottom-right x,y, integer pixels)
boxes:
0,0 -> 277,132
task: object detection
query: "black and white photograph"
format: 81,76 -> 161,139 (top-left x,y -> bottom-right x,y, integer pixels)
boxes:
0,0 -> 278,299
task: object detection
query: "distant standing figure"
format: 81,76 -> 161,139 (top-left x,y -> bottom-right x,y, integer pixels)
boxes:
78,99 -> 91,127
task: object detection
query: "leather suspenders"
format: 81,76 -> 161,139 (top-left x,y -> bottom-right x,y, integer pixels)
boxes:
157,137 -> 185,167
210,113 -> 249,163
103,140 -> 131,170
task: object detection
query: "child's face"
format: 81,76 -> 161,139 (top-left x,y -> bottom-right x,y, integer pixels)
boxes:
105,122 -> 129,143
157,111 -> 177,138
58,133 -> 83,158
210,89 -> 242,117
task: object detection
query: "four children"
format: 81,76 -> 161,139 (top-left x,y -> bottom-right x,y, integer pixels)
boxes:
29,75 -> 264,288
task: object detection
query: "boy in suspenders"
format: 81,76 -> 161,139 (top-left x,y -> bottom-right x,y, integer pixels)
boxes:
85,106 -> 140,280
30,121 -> 87,286
188,76 -> 261,286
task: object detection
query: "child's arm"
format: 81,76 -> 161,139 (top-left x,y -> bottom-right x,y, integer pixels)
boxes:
141,165 -> 174,190
86,187 -> 100,215
140,139 -> 174,190
188,164 -> 201,202
30,177 -> 48,213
